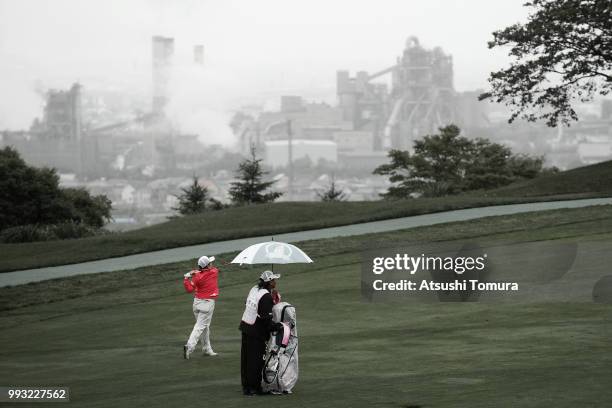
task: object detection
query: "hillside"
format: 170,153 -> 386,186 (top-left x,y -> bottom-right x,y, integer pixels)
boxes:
487,159 -> 612,197
2,160 -> 611,273
0,195 -> 567,273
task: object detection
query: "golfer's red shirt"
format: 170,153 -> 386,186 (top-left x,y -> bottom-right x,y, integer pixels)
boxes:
183,267 -> 219,299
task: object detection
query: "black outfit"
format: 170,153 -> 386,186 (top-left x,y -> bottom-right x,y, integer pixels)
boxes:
239,290 -> 277,394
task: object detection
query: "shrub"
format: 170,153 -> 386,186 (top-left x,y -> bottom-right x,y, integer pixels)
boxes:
0,224 -> 56,243
0,222 -> 105,243
50,221 -> 98,240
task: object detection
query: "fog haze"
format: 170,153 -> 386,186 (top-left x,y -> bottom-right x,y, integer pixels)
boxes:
0,0 -> 529,134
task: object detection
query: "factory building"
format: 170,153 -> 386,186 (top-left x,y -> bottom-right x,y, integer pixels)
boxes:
336,36 -> 459,150
237,96 -> 342,157
1,35 -> 208,179
40,83 -> 83,141
264,139 -> 337,169
3,83 -> 96,175
234,36 -> 479,170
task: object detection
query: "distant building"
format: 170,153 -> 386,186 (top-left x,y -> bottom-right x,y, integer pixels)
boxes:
236,36 -> 467,160
174,134 -> 207,168
40,83 -> 82,141
2,83 -> 94,175
332,130 -> 374,153
237,98 -> 342,156
281,96 -> 305,113
455,90 -> 490,129
264,139 -> 337,168
337,36 -> 457,150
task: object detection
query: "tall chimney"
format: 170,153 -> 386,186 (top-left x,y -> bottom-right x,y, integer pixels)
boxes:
152,36 -> 174,115
194,44 -> 204,65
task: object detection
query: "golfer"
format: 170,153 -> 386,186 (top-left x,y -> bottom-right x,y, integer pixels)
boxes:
183,255 -> 219,359
239,270 -> 282,396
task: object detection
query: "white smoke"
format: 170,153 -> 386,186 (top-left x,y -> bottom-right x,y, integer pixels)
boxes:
164,51 -> 238,148
0,76 -> 42,130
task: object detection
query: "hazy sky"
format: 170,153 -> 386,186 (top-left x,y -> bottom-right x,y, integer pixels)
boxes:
0,0 -> 530,138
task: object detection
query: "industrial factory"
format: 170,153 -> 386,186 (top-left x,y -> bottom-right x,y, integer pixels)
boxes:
1,34 -> 610,221
233,36 -> 489,172
1,36 -> 206,178
232,36 -> 611,174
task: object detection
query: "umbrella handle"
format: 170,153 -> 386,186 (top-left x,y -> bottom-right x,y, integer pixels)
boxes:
271,235 -> 275,272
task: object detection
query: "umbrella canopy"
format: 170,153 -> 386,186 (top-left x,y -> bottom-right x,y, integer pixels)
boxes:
231,241 -> 313,265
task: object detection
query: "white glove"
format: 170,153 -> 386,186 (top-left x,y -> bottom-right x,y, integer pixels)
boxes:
184,272 -> 192,278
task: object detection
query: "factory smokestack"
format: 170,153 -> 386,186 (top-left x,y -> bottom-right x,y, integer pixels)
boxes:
152,35 -> 174,115
194,44 -> 204,66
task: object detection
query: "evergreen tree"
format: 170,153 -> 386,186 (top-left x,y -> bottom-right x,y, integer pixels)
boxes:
317,176 -> 347,202
228,147 -> 282,205
174,176 -> 210,215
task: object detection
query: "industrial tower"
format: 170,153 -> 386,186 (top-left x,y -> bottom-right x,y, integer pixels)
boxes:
337,36 -> 458,151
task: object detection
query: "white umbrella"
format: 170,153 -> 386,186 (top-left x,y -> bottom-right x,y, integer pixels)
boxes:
231,241 -> 313,266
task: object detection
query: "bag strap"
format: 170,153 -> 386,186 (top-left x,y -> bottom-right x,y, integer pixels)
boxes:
280,304 -> 294,323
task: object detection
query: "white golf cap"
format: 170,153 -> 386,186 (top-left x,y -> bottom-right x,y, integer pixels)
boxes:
260,270 -> 280,282
197,255 -> 215,268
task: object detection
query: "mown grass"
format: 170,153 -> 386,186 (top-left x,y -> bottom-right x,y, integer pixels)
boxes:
1,194 -> 596,273
485,159 -> 612,197
1,206 -> 611,407
2,160 -> 611,273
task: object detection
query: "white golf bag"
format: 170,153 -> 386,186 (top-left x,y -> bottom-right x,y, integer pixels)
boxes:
262,302 -> 298,393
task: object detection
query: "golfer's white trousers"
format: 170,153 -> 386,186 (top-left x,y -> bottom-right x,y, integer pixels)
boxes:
186,298 -> 215,353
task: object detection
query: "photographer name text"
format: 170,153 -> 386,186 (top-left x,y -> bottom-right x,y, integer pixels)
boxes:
373,279 -> 519,291
371,254 -> 519,292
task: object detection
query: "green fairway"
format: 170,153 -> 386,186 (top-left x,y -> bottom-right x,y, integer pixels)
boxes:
1,205 -> 612,407
1,195 -> 609,273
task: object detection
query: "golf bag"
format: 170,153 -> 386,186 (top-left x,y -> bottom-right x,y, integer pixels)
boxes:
262,302 -> 298,393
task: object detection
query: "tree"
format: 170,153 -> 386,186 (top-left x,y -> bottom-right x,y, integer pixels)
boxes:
374,125 -> 473,197
479,0 -> 612,126
373,125 -> 551,199
60,188 -> 113,229
316,176 -> 347,202
228,147 -> 283,205
173,176 -> 212,215
0,146 -> 112,230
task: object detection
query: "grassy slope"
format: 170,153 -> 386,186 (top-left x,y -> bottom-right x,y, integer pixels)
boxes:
0,195 -> 583,273
1,205 -> 611,407
2,160 -> 611,273
485,159 -> 612,197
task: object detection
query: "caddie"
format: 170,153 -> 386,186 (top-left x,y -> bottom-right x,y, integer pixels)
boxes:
239,270 -> 282,396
